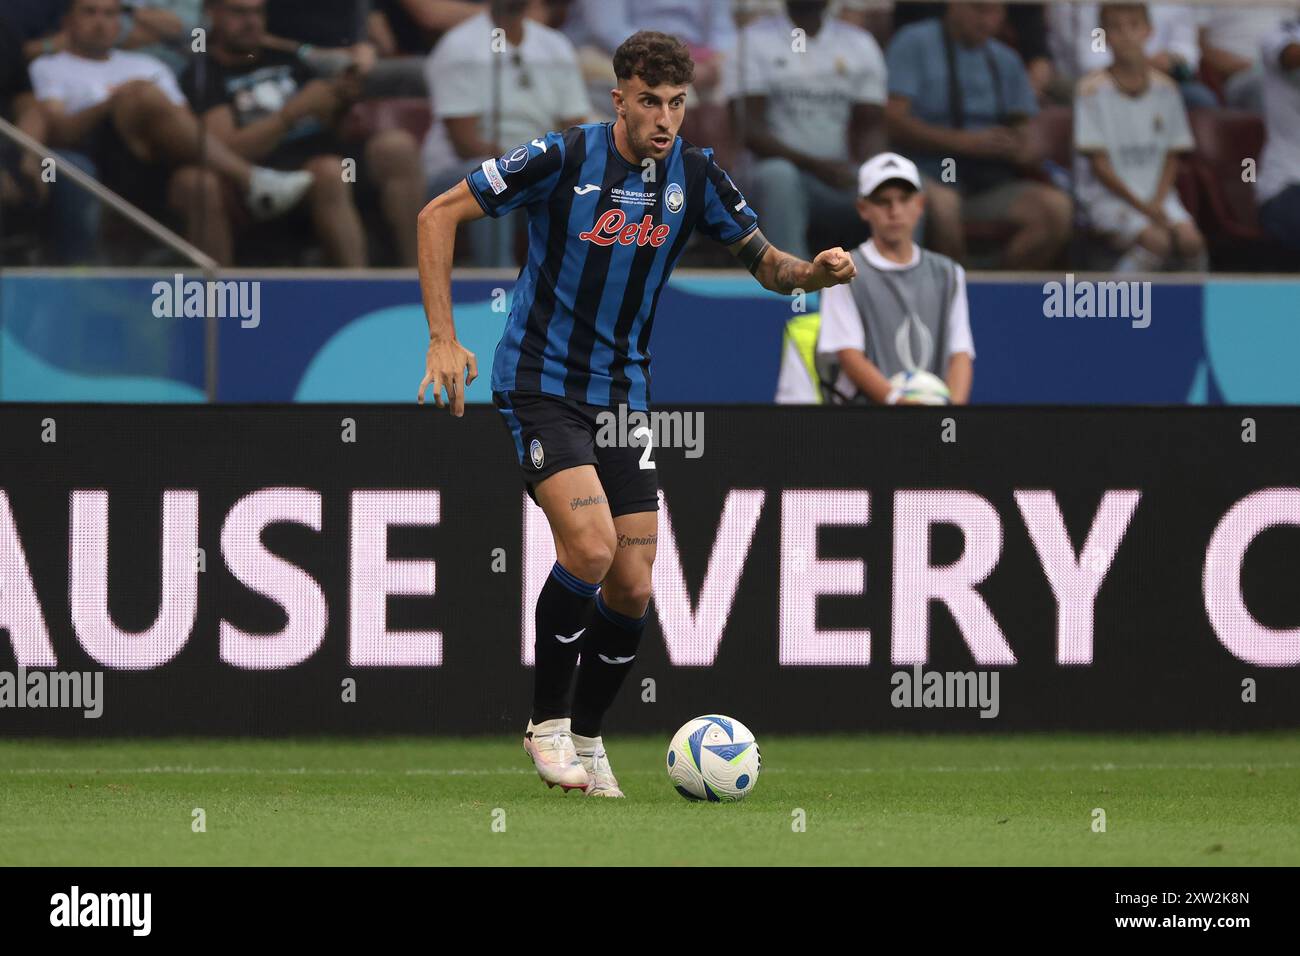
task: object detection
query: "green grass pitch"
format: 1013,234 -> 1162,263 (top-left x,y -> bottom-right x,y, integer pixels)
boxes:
2,734 -> 1298,866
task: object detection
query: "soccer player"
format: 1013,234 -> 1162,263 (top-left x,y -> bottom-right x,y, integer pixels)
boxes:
415,31 -> 855,797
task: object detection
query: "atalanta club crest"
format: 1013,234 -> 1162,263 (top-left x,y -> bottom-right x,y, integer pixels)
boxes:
500,145 -> 531,174
530,439 -> 544,469
665,182 -> 684,213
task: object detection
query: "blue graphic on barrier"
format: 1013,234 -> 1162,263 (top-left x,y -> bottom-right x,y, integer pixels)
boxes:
2,273 -> 1296,405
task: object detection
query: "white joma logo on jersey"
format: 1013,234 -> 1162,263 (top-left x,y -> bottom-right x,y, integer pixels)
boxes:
574,184 -> 601,196
555,628 -> 585,643
599,654 -> 635,664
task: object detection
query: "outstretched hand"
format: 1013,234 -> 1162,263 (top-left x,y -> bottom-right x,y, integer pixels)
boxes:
417,335 -> 478,417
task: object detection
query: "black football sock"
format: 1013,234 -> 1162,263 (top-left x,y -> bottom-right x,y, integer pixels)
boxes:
531,562 -> 598,725
570,591 -> 648,738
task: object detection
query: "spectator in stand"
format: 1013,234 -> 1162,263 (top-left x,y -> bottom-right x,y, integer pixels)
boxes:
529,0 -> 577,32
1257,15 -> 1300,252
263,0 -> 439,97
1046,2 -> 1216,108
183,0 -> 424,266
118,1 -> 202,74
729,0 -> 887,261
373,0 -> 484,55
886,2 -> 1071,269
565,0 -> 736,114
1200,3 -> 1298,114
423,0 -> 589,266
29,0 -> 313,265
1074,3 -> 1204,272
885,2 -> 1056,102
1001,3 -> 1055,103
889,1 -> 945,32
0,2 -> 71,260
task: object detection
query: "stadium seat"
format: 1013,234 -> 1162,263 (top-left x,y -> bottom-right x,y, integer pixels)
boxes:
1184,108 -> 1295,269
340,98 -> 433,145
1186,109 -> 1265,240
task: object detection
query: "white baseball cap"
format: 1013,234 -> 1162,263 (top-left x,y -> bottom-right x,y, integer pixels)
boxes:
857,152 -> 922,198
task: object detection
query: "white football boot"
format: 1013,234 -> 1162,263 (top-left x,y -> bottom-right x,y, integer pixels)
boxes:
572,733 -> 624,798
523,718 -> 590,791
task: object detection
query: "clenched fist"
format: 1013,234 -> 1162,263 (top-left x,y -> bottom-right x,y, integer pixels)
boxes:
811,247 -> 857,287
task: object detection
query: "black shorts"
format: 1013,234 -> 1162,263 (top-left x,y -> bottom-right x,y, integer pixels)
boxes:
493,390 -> 659,517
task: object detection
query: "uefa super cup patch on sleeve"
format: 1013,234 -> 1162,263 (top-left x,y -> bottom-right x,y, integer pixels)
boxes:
482,158 -> 508,195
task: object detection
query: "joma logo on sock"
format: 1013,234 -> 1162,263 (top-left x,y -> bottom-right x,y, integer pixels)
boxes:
50,886 -> 151,936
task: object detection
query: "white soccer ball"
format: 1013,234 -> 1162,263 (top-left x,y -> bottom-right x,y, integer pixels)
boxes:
890,369 -> 951,405
666,715 -> 761,802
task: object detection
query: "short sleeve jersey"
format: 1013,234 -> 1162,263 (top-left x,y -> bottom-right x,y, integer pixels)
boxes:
468,122 -> 759,410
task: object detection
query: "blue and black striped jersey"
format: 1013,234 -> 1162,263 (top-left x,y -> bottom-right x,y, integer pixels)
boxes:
466,122 -> 759,410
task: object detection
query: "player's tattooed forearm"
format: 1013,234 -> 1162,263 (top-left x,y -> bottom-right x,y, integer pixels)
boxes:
569,495 -> 608,510
772,252 -> 810,295
617,532 -> 657,548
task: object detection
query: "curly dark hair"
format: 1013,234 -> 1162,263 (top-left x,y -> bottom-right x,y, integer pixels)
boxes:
612,31 -> 695,88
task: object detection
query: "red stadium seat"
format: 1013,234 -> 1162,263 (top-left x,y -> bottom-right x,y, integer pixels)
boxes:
340,98 -> 433,145
1186,108 -> 1266,240
1181,108 -> 1298,268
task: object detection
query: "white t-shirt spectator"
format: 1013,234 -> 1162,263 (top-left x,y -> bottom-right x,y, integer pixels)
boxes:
29,48 -> 186,114
813,240 -> 973,402
1258,18 -> 1300,205
423,11 -> 591,178
1073,67 -> 1194,209
1048,3 -> 1205,82
727,13 -> 886,163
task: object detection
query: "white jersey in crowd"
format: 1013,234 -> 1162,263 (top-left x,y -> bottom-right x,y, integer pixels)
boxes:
775,239 -> 973,404
1201,4 -> 1296,65
726,13 -> 886,163
29,49 -> 186,113
1047,3 -> 1203,82
1257,18 -> 1300,205
422,11 -> 591,178
1073,68 -> 1194,209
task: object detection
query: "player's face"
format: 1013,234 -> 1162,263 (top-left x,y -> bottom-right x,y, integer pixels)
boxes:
615,77 -> 688,162
212,0 -> 268,54
67,0 -> 123,55
1102,10 -> 1151,64
859,185 -> 924,244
